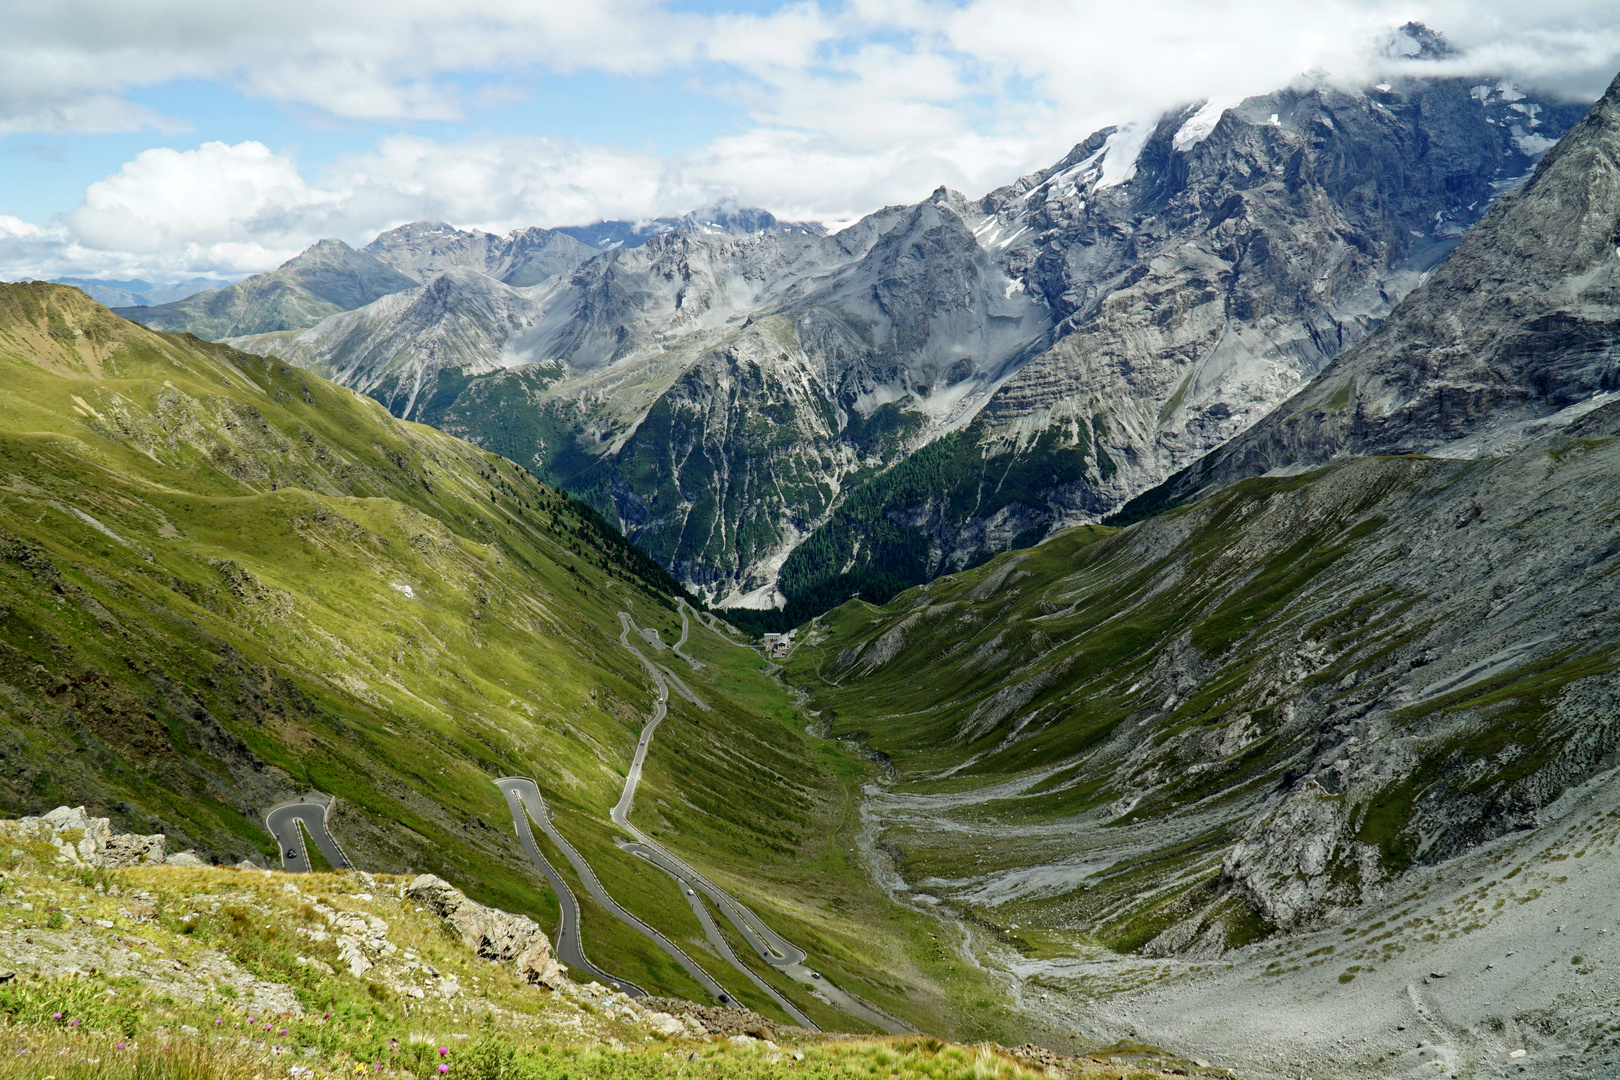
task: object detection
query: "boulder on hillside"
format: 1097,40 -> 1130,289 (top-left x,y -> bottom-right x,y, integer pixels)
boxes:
104,832 -> 167,866
405,873 -> 566,988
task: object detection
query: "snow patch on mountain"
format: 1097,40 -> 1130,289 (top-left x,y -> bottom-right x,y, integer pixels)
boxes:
1172,98 -> 1240,151
1097,122 -> 1154,189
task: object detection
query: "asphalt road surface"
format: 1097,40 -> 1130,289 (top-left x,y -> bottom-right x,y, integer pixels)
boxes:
495,776 -> 730,1003
265,795 -> 350,873
614,612 -> 910,1035
680,598 -> 743,645
493,777 -> 646,996
670,604 -> 702,669
622,840 -> 818,1029
636,607 -> 702,671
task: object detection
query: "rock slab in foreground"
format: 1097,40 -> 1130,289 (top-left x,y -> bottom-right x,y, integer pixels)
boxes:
11,805 -> 175,868
406,872 -> 567,987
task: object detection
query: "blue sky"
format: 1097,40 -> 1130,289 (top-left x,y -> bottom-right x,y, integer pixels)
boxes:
2,68 -> 749,225
2,0 -> 1618,281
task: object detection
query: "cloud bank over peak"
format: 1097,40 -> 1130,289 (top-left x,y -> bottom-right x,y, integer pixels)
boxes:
4,1 -> 1620,280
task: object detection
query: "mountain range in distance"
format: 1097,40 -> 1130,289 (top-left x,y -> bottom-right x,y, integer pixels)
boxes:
48,276 -> 230,308
108,27 -> 1591,627
33,201 -> 813,333
106,199 -> 824,338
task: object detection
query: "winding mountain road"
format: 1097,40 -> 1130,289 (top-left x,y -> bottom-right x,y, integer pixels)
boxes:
679,598 -> 744,645
494,776 -> 732,1002
489,603 -> 906,1032
633,604 -> 703,671
670,603 -> 702,669
265,794 -> 350,873
493,777 -> 646,996
614,612 -> 910,1035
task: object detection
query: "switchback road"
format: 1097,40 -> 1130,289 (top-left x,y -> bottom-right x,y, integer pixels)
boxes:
494,775 -> 729,1003
679,597 -> 743,645
265,794 -> 350,873
670,603 -> 702,669
494,777 -> 643,995
614,612 -> 910,1035
492,608 -> 906,1031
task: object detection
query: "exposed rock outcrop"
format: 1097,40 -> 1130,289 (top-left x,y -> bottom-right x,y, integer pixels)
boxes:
405,873 -> 566,987
1221,780 -> 1385,932
640,997 -> 809,1041
11,805 -> 168,868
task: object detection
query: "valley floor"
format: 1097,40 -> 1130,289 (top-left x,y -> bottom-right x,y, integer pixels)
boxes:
846,760 -> 1620,1080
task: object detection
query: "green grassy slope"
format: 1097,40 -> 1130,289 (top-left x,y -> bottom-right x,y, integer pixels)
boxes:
0,282 -> 1006,1030
784,427 -> 1620,958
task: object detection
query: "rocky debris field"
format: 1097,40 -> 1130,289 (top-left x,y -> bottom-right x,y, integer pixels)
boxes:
953,766 -> 1620,1080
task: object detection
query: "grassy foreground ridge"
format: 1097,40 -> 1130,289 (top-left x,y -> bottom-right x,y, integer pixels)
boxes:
0,816 -> 1214,1080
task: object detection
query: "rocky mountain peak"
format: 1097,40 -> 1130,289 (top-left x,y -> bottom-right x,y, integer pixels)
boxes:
377,219 -> 459,240
676,198 -> 809,237
553,201 -> 826,251
278,237 -> 363,269
112,239 -> 418,339
412,263 -> 523,317
1382,21 -> 1456,60
363,220 -> 594,289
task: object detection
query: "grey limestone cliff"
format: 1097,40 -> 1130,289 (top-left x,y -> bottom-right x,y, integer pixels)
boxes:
1146,68 -> 1620,510
785,71 -> 1587,596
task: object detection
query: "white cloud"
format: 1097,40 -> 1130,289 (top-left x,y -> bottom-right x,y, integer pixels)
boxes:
6,1 -> 1620,279
0,0 -> 716,129
67,142 -> 341,255
335,135 -> 685,231
0,95 -> 187,139
6,1 -> 1620,138
0,137 -> 694,277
